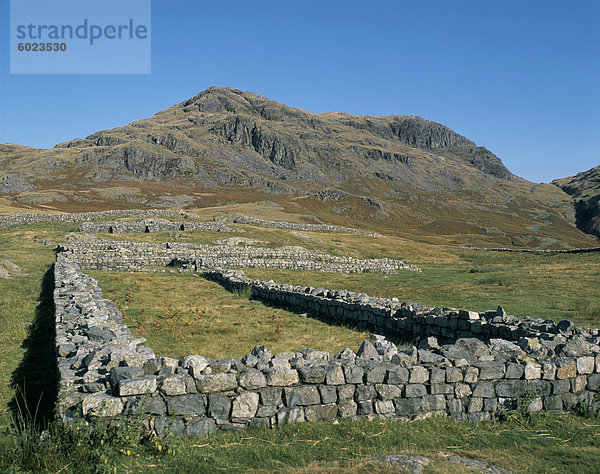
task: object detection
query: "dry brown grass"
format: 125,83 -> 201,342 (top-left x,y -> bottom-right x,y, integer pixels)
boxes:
90,271 -> 371,360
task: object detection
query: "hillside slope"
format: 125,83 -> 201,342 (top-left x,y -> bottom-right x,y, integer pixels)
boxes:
553,165 -> 600,238
0,87 -> 597,249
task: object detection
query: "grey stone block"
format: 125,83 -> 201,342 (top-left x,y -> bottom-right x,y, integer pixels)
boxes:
298,365 -> 327,384
375,384 -> 402,400
385,367 -> 409,384
232,392 -> 259,418
355,385 -> 377,401
208,394 -> 231,419
284,386 -> 321,406
319,385 -> 338,404
238,369 -> 268,390
305,404 -> 338,422
505,362 -> 524,379
195,373 -> 237,393
277,407 -> 305,425
325,365 -> 345,385
543,395 -> 563,411
259,387 -> 282,406
395,398 -> 421,416
495,380 -> 527,398
405,384 -> 427,398
472,382 -> 495,398
264,368 -> 299,386
445,367 -> 463,383
337,384 -> 355,402
167,394 -> 206,416
344,365 -> 364,384
475,362 -> 505,380
422,395 -> 446,411
357,401 -> 373,415
365,364 -> 386,384
185,417 -> 216,438
430,383 -> 453,395
553,379 -> 571,395
587,373 -> 600,391
409,366 -> 429,384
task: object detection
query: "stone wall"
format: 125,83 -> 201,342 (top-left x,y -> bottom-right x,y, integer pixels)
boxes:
203,269 -> 597,344
59,240 -> 420,274
79,219 -> 239,234
54,252 -> 600,438
438,244 -> 600,254
231,215 -> 382,237
0,209 -> 200,229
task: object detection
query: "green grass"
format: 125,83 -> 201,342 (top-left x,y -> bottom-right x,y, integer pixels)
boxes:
241,250 -> 600,327
1,219 -> 600,472
1,413 -> 600,473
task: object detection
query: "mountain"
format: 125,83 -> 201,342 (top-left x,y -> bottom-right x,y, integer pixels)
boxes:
553,165 -> 600,238
0,86 -> 598,249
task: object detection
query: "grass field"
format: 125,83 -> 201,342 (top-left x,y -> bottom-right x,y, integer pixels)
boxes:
1,218 -> 599,472
89,271 -> 371,360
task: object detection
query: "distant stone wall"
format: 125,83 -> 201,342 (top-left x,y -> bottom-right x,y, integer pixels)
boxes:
79,219 -> 239,234
54,252 -> 600,438
0,209 -> 200,229
59,240 -> 420,274
231,215 -> 383,237
438,244 -> 600,254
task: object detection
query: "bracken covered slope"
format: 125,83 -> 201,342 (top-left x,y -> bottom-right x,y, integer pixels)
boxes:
0,87 -> 597,249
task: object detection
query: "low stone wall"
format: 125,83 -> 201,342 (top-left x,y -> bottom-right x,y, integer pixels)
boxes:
54,253 -> 600,438
79,219 -> 239,234
203,269 -> 598,344
59,240 -> 420,274
438,244 -> 600,254
231,215 -> 383,237
0,209 -> 200,229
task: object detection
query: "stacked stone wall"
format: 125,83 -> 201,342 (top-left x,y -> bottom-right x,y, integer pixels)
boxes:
79,219 -> 239,234
59,240 -> 420,274
0,209 -> 199,229
54,253 -> 600,438
231,215 -> 382,237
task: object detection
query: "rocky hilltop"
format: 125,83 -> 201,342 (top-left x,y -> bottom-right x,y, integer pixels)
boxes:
554,165 -> 600,238
0,87 -> 598,249
2,87 -> 514,194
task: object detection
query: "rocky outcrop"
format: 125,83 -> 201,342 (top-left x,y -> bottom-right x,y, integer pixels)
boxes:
212,117 -> 300,170
0,173 -> 36,193
554,165 -> 600,239
2,87 -> 517,195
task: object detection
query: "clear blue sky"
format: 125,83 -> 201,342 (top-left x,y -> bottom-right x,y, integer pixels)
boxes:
1,0 -> 598,183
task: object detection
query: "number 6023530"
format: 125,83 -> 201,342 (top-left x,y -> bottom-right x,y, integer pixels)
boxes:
18,43 -> 67,52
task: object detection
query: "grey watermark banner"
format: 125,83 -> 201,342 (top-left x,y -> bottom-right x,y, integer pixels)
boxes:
10,0 -> 151,74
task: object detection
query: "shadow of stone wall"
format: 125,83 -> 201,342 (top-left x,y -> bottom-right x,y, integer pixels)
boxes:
10,265 -> 57,429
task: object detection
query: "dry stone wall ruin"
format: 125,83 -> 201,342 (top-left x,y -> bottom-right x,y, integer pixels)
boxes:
54,248 -> 600,438
78,219 -> 239,234
58,240 -> 419,274
3,209 -> 599,438
0,209 -> 200,229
